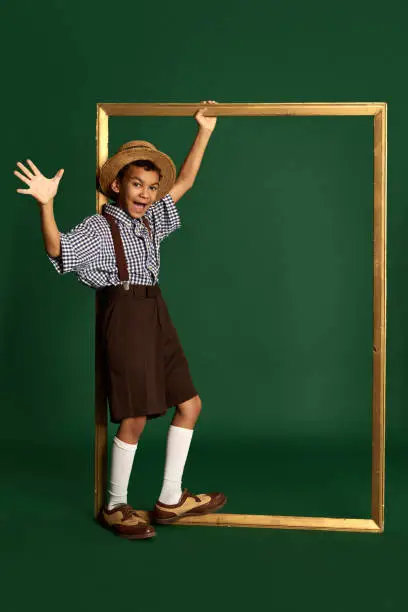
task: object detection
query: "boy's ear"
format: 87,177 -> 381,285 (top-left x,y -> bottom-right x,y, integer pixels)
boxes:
110,178 -> 120,194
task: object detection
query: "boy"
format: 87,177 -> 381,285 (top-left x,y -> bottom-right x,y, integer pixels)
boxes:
14,100 -> 226,540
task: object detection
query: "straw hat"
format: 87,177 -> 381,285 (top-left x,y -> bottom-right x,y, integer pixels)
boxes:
97,140 -> 177,201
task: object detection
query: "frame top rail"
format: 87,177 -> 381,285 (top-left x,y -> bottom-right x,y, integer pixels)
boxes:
98,102 -> 386,117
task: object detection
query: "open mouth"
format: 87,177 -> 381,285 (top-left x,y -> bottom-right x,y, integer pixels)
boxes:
132,202 -> 147,212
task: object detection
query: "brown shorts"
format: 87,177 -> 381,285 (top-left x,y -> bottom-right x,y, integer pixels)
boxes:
96,284 -> 198,423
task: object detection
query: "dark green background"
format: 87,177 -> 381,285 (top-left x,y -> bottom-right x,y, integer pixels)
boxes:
1,0 -> 406,610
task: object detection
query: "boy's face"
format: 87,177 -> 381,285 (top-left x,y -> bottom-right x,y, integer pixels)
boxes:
110,165 -> 161,219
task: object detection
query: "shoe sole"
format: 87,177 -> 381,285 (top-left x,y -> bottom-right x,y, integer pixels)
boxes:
98,515 -> 156,540
154,496 -> 227,524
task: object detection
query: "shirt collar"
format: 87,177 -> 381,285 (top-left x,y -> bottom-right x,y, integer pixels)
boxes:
103,202 -> 148,228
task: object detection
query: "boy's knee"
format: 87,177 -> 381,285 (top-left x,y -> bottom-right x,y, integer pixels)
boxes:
118,416 -> 147,442
177,394 -> 202,419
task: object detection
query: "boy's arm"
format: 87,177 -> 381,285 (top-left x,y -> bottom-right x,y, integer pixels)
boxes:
169,127 -> 212,204
40,199 -> 61,257
169,101 -> 218,204
13,159 -> 101,273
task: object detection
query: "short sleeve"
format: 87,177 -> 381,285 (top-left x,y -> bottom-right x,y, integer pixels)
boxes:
47,216 -> 101,275
149,193 -> 181,241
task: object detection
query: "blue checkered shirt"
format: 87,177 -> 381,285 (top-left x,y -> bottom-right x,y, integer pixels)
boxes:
47,193 -> 181,288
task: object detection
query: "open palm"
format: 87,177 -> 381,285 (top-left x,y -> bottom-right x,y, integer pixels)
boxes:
14,159 -> 64,206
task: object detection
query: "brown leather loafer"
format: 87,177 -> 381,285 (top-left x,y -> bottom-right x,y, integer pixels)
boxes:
98,503 -> 156,539
153,489 -> 227,524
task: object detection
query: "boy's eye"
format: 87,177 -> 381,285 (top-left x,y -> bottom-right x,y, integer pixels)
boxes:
133,182 -> 157,190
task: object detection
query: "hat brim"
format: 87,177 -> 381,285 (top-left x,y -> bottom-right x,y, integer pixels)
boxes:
97,149 -> 177,202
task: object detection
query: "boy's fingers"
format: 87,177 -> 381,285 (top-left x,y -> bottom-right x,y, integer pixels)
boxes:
26,159 -> 41,175
16,161 -> 34,178
16,188 -> 31,194
14,170 -> 31,185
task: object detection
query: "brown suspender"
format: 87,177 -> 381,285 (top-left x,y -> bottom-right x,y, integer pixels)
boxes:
102,207 -> 152,288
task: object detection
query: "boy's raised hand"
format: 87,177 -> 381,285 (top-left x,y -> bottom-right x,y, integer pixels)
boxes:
195,100 -> 218,132
14,159 -> 64,206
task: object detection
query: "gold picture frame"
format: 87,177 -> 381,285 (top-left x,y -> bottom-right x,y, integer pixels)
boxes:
94,102 -> 387,533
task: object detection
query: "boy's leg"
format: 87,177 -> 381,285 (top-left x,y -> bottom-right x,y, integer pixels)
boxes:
154,395 -> 227,523
100,415 -> 156,539
106,416 -> 146,510
158,395 -> 202,505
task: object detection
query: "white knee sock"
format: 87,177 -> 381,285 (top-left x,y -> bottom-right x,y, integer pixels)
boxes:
158,425 -> 194,505
106,436 -> 138,510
